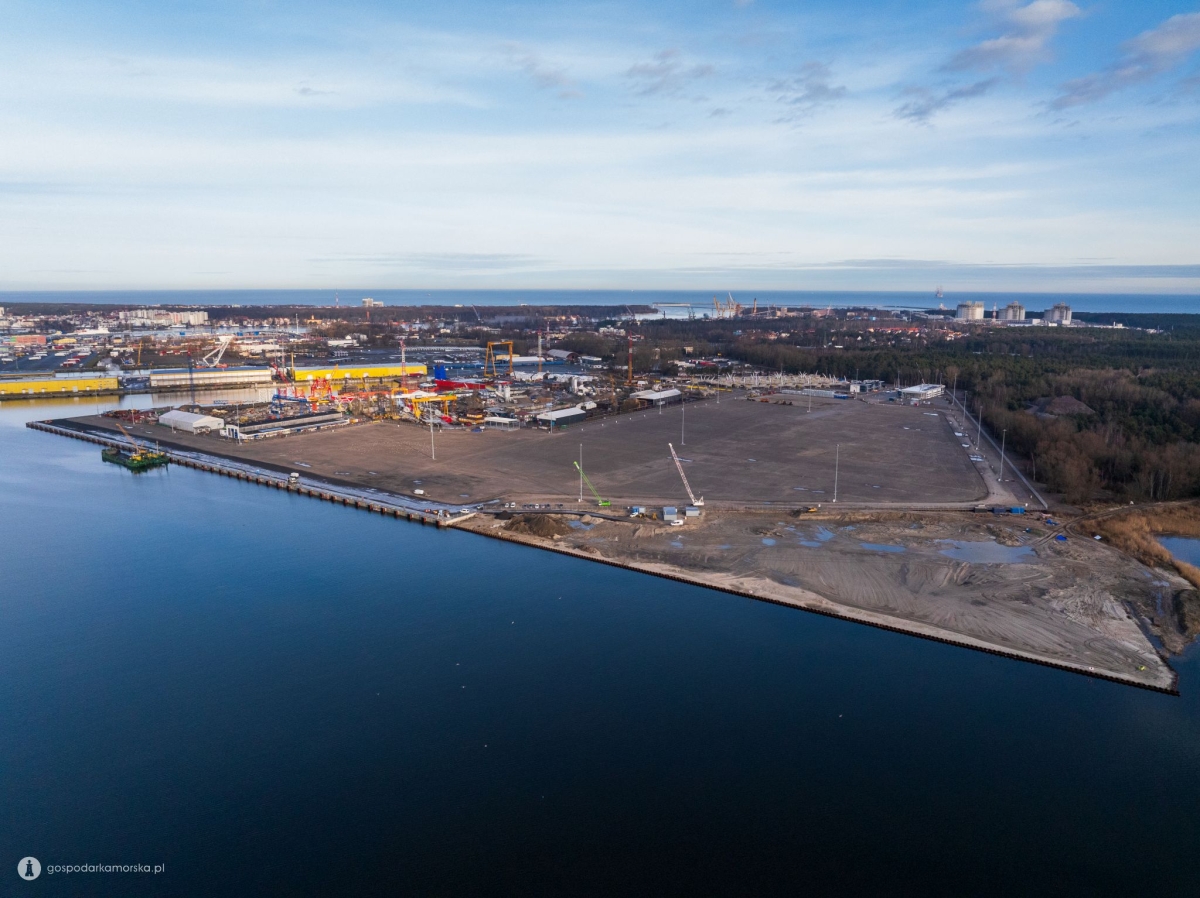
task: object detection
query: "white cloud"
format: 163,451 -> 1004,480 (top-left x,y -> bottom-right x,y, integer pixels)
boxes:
894,78 -> 1000,123
946,0 -> 1081,74
1054,12 -> 1200,108
768,63 -> 847,121
626,49 -> 715,96
503,45 -> 582,99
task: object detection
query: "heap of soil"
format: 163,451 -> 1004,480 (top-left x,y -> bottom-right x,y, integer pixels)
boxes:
504,514 -> 573,539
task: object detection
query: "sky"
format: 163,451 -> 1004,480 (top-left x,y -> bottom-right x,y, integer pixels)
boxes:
1,0 -> 1199,294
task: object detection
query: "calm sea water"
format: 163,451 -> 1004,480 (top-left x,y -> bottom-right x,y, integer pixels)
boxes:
2,393 -> 1199,896
2,288 -> 1199,314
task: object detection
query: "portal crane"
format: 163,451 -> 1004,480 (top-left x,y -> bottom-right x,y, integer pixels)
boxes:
484,341 -> 514,377
200,335 -> 233,368
572,461 -> 611,507
668,442 -> 703,506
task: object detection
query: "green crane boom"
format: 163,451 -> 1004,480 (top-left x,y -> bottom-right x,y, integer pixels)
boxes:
573,461 -> 611,507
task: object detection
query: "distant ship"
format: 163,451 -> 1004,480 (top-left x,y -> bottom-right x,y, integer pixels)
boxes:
934,286 -> 944,299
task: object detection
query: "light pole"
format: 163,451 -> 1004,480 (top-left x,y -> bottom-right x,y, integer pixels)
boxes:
999,429 -> 1007,483
833,443 -> 840,503
579,443 -> 584,503
681,398 -> 685,446
430,416 -> 436,460
976,402 -> 983,449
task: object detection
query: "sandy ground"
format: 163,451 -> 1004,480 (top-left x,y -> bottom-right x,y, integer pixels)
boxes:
458,509 -> 1175,691
70,396 -> 1007,509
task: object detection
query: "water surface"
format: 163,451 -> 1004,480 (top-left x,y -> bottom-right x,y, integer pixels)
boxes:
1,394 -> 1198,896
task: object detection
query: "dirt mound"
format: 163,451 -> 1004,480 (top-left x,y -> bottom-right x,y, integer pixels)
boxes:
504,514 -> 573,539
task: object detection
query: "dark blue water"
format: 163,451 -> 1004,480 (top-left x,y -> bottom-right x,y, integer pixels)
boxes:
2,288 -> 1199,314
2,394 -> 1199,896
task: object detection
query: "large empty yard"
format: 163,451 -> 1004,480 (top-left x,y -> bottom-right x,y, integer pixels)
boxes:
82,395 -> 989,508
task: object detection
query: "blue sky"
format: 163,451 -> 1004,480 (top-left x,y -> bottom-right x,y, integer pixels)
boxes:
2,0 -> 1199,293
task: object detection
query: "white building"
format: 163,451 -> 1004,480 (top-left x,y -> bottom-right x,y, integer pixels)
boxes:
900,384 -> 945,402
998,302 -> 1026,321
955,302 -> 985,321
157,409 -> 224,433
629,388 -> 682,406
1045,303 -> 1073,325
118,309 -> 209,327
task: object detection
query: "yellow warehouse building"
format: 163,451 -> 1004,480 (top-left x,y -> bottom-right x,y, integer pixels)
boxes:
290,364 -> 426,382
0,376 -> 120,397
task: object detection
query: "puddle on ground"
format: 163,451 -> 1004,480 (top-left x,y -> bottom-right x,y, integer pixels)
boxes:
816,527 -> 835,541
937,540 -> 1035,563
799,541 -> 822,548
761,538 -> 777,546
718,544 -> 732,550
860,542 -> 906,554
568,520 -> 594,530
670,540 -> 684,548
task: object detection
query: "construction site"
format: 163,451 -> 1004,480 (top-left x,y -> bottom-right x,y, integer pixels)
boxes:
35,375 -> 1185,694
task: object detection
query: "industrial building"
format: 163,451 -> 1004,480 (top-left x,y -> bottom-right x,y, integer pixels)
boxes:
536,406 -> 588,428
629,388 -> 682,406
900,384 -> 945,402
955,302 -> 985,321
147,367 -> 275,389
158,409 -> 224,433
998,302 -> 1026,321
1045,303 -> 1073,325
0,375 -> 119,397
483,416 -> 522,430
225,411 -> 348,440
291,364 -> 426,382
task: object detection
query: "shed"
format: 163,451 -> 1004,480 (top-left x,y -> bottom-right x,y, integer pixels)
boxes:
158,409 -> 224,434
483,416 -> 521,430
630,388 -> 682,405
536,406 -> 587,427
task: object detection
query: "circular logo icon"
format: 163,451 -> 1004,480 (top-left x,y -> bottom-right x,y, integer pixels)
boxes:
18,857 -> 41,880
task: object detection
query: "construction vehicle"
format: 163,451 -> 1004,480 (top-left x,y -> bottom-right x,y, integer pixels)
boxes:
572,461 -> 611,507
668,442 -> 703,507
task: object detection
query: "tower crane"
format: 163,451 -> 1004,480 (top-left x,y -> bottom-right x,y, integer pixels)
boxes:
668,442 -> 703,506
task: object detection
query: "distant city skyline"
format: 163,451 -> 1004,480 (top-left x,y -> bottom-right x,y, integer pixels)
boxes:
2,0 -> 1199,292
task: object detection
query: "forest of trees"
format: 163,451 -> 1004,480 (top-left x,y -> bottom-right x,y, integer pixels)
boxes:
683,319 -> 1200,504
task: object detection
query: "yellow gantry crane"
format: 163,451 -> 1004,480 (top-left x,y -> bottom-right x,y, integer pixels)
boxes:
484,341 -> 514,377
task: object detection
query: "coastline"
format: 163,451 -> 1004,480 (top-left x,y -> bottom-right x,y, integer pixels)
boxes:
29,417 -> 1179,694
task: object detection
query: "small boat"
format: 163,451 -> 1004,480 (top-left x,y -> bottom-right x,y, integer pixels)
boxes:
101,446 -> 170,472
